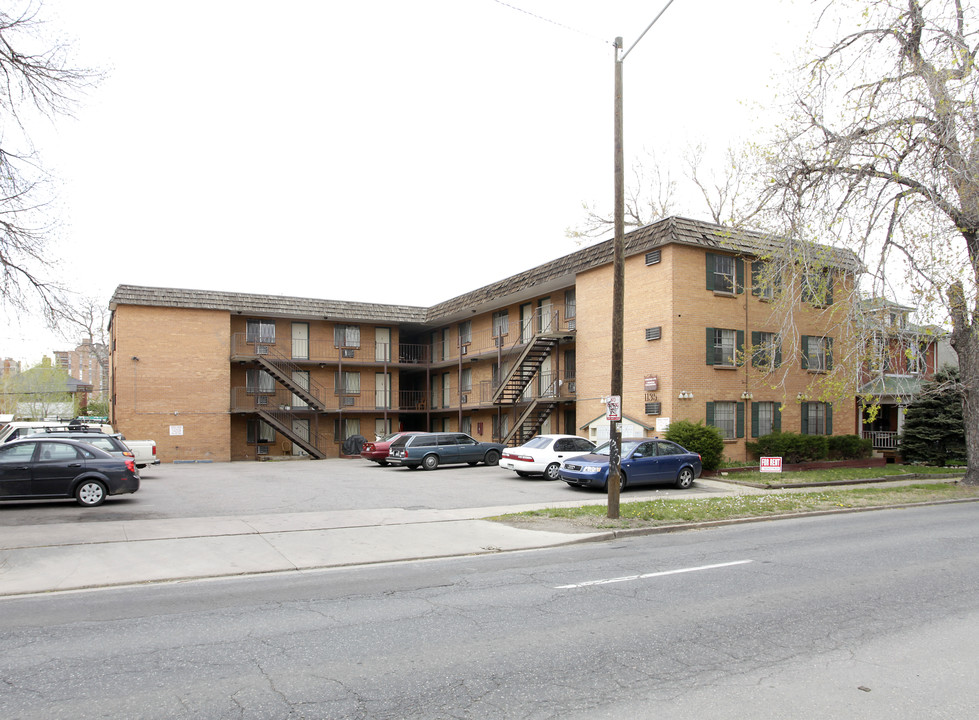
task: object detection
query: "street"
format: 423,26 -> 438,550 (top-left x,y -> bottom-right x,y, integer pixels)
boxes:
1,503 -> 977,718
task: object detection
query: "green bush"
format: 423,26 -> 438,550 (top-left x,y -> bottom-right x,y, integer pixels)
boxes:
827,434 -> 872,460
665,420 -> 725,471
745,431 -> 827,463
746,432 -> 871,463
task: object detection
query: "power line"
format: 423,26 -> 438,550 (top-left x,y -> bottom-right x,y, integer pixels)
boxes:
488,0 -> 611,45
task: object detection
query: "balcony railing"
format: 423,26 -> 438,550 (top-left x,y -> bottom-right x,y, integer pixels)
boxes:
232,310 -> 575,367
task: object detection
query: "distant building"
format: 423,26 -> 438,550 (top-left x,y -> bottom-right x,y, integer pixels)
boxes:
1,357 -> 22,379
54,339 -> 108,398
857,298 -> 946,456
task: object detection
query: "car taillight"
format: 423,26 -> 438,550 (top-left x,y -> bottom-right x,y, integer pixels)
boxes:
126,459 -> 136,473
123,450 -> 135,458
152,446 -> 157,456
507,454 -> 533,462
364,443 -> 375,452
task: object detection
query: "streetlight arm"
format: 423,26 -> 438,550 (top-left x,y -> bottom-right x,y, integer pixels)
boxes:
620,0 -> 679,61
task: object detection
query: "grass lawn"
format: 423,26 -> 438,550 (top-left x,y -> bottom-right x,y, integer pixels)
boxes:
711,465 -> 963,486
492,482 -> 979,532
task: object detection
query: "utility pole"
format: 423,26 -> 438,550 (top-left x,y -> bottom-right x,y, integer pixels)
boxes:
608,36 -> 624,519
607,1 -> 678,520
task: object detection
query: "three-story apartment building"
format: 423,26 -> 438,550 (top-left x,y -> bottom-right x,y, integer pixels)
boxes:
109,217 -> 861,463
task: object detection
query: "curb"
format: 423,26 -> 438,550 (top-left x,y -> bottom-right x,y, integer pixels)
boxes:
554,495 -> 979,542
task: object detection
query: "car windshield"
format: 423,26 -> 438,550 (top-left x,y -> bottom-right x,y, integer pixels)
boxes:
591,440 -> 643,456
522,436 -> 553,449
378,432 -> 402,442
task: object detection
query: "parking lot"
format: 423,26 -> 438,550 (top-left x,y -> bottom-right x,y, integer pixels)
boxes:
0,457 -> 729,526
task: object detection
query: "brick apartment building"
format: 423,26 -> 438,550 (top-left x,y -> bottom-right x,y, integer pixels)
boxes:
108,216 -> 865,463
54,339 -> 109,398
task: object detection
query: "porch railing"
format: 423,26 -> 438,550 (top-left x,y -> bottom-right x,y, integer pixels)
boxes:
863,430 -> 900,450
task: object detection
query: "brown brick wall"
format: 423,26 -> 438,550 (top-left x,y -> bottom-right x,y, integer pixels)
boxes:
576,244 -> 857,461
112,305 -> 231,462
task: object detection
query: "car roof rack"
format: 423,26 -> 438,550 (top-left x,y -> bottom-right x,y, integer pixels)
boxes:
43,425 -> 102,434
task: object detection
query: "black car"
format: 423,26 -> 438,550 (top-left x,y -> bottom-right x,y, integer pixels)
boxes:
0,437 -> 140,507
39,427 -> 135,461
387,432 -> 505,470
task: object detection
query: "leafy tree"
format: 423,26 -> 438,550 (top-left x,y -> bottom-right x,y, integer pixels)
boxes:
761,0 -> 979,484
899,366 -> 966,466
4,356 -> 72,419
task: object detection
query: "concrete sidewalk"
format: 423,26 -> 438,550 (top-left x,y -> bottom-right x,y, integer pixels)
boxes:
0,479 -> 758,597
18,476 -> 961,598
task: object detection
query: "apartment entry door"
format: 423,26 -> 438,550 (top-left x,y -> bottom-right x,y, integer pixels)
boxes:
292,322 -> 309,360
292,419 -> 310,457
520,303 -> 534,343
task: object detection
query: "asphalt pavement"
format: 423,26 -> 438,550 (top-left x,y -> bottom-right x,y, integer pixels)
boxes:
0,458 -> 959,597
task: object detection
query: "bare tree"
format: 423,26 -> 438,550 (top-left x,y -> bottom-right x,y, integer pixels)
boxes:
567,145 -> 764,240
761,0 -> 979,484
566,149 -> 679,241
0,2 -> 92,311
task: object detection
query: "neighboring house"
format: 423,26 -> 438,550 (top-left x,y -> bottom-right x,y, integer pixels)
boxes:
108,216 -> 861,463
857,298 -> 946,455
4,358 -> 91,420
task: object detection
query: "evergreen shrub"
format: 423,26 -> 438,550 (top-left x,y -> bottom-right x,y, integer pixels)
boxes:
664,420 -> 724,471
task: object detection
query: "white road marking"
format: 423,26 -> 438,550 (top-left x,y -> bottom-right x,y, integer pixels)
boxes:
555,560 -> 753,589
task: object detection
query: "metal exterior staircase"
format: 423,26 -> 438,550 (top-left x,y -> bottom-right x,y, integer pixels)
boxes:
254,356 -> 327,411
491,334 -> 561,404
504,398 -> 559,446
256,409 -> 328,459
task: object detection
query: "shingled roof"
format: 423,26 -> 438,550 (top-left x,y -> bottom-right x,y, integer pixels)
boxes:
111,217 -> 861,327
425,216 -> 861,321
109,285 -> 428,324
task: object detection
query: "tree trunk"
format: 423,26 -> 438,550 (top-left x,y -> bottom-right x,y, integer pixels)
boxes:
948,282 -> 979,485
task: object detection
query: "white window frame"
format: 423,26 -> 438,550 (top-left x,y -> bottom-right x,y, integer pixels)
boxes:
714,329 -> 737,367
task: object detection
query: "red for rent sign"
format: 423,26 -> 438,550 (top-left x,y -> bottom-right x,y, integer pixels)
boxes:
760,457 -> 783,473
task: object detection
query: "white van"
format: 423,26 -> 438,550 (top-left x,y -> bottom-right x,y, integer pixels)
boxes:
0,420 -> 115,444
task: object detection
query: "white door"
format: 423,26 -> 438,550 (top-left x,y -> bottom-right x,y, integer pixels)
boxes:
520,303 -> 533,343
292,419 -> 309,456
292,323 -> 309,359
375,327 -> 391,362
292,370 -> 309,408
538,298 -> 553,333
375,372 -> 391,408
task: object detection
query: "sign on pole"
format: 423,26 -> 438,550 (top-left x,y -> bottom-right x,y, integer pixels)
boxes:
604,395 -> 621,423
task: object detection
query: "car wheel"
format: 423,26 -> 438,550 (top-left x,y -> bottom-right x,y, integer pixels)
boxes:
544,462 -> 561,481
483,449 -> 501,466
604,472 -> 627,492
421,454 -> 439,471
76,479 -> 107,507
675,467 -> 695,489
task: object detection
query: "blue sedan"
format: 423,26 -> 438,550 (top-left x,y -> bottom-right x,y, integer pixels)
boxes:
560,437 -> 702,491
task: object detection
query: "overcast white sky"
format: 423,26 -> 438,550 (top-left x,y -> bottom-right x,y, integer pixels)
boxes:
2,0 -> 816,364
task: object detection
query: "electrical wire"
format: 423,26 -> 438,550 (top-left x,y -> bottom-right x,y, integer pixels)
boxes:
488,0 -> 611,46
